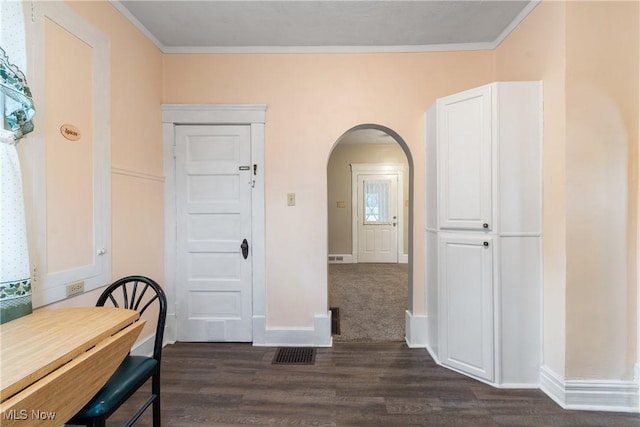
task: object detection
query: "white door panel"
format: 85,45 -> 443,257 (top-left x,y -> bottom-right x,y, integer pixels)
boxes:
176,125 -> 253,342
439,234 -> 494,382
438,85 -> 492,231
357,174 -> 398,263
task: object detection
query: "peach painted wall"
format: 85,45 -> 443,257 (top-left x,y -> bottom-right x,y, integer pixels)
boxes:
163,52 -> 494,326
564,0 -> 638,380
35,1 -> 164,342
494,0 -> 568,377
495,0 -> 639,380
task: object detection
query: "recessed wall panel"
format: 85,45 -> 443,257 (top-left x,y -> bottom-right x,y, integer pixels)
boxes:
45,18 -> 94,274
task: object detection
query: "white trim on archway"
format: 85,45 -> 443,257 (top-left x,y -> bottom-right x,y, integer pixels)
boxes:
327,124 -> 425,346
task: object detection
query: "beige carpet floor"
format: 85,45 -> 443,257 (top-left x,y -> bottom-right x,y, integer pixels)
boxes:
328,263 -> 408,342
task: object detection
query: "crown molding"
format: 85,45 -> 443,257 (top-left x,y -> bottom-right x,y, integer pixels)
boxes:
110,0 -> 540,55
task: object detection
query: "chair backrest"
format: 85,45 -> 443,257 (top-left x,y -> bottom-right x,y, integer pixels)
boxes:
97,276 -> 167,362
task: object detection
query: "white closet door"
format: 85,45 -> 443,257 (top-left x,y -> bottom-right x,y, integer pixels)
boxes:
175,125 -> 253,342
439,234 -> 494,382
438,85 -> 493,231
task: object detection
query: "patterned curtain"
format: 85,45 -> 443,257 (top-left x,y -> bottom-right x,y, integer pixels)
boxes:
0,2 -> 35,324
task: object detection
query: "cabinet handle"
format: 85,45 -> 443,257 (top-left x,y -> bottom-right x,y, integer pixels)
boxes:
483,223 -> 489,229
483,241 -> 489,247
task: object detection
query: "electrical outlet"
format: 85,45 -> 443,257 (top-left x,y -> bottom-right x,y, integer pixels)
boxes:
66,281 -> 85,297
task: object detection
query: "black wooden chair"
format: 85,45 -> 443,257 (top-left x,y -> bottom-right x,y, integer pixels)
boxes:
68,276 -> 167,427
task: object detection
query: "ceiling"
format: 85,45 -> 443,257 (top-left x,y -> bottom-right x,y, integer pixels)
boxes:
111,0 -> 539,54
111,1 -> 539,145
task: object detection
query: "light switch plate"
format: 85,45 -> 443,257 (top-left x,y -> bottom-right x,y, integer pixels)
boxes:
287,193 -> 295,206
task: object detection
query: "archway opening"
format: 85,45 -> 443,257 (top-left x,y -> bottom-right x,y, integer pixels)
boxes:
327,124 -> 414,342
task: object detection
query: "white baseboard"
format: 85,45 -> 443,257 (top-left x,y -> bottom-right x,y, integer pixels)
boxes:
540,365 -> 639,413
131,332 -> 155,357
252,315 -> 267,345
425,343 -> 440,364
164,313 -> 331,347
328,254 -> 354,264
405,310 -> 428,348
496,382 -> 540,389
165,312 -> 177,343
132,313 -> 176,356
253,312 -> 332,347
328,254 -> 408,264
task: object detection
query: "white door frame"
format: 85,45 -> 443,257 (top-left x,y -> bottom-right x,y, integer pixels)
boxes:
350,163 -> 406,264
162,104 -> 267,345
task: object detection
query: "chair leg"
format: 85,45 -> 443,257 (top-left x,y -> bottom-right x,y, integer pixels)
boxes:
152,373 -> 161,427
90,417 -> 106,427
152,395 -> 161,427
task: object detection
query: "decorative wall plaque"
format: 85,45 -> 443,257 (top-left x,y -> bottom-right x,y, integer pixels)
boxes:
60,124 -> 81,141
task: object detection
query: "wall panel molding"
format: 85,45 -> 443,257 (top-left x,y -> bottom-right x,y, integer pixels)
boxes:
112,167 -> 165,182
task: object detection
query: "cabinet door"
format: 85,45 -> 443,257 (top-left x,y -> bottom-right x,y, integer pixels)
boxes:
439,234 -> 494,382
438,85 -> 492,231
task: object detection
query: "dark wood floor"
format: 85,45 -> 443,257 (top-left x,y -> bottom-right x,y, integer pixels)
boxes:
104,342 -> 640,427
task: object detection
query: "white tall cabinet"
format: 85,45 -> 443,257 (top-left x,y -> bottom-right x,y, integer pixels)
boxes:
425,81 -> 542,387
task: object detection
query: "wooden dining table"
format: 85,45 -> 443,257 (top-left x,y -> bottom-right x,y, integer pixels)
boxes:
0,307 -> 144,426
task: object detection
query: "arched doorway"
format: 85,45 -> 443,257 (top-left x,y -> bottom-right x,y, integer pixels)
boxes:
327,124 -> 414,342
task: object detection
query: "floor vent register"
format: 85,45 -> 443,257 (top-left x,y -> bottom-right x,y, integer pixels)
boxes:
272,347 -> 316,365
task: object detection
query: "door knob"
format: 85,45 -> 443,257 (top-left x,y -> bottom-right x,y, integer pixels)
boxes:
483,241 -> 489,247
483,223 -> 489,229
241,239 -> 249,259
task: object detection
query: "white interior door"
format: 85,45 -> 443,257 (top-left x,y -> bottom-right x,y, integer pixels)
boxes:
175,125 -> 253,342
357,174 -> 398,263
